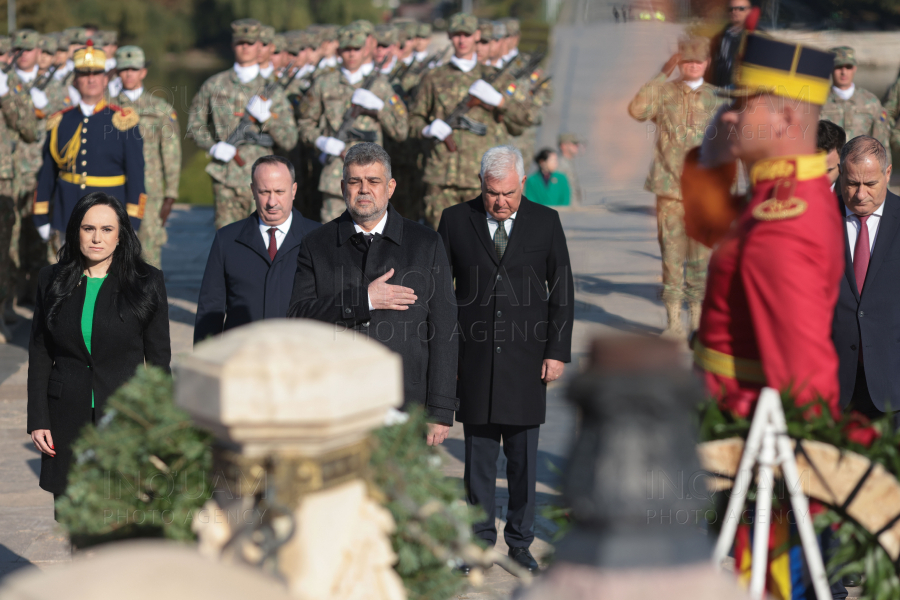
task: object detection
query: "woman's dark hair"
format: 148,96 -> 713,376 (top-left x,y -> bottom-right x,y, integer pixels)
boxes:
45,192 -> 159,329
534,147 -> 556,165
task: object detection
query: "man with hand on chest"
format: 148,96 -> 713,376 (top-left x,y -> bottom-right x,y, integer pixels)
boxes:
288,142 -> 458,445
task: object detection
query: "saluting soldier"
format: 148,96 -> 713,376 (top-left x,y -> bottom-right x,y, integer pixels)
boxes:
297,23 -> 409,223
684,33 -> 845,416
410,13 -> 534,228
187,19 -> 298,229
310,25 -> 339,71
33,41 -> 146,244
258,25 -> 276,81
114,46 -> 182,268
628,37 -> 724,338
55,28 -> 90,106
821,47 -> 891,152
374,25 -> 400,77
414,23 -> 433,64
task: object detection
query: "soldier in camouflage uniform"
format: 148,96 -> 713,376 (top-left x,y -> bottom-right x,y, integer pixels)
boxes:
310,25 -> 339,71
0,52 -> 38,339
501,19 -> 551,166
188,19 -> 298,229
298,24 -> 409,223
410,13 -> 534,229
628,37 -> 724,339
114,46 -> 182,268
557,132 -> 583,205
258,25 -> 276,81
5,30 -> 67,307
374,25 -> 400,77
821,46 -> 891,154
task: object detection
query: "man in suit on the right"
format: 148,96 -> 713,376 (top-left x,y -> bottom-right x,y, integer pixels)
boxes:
833,135 -> 900,427
438,145 -> 574,574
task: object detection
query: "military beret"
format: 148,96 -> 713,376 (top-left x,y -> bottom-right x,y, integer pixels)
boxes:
63,27 -> 89,47
374,24 -> 398,46
477,20 -> 493,40
116,45 -> 145,70
339,26 -> 367,50
348,20 -> 375,36
417,23 -> 432,38
0,37 -> 10,55
259,25 -> 275,45
448,13 -> 478,35
13,29 -> 39,51
38,34 -> 59,54
232,18 -> 261,44
503,18 -> 520,36
831,46 -> 856,67
272,33 -> 287,53
73,42 -> 107,73
678,36 -> 710,62
492,21 -> 507,40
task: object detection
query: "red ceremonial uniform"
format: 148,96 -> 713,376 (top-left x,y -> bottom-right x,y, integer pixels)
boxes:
693,153 -> 844,418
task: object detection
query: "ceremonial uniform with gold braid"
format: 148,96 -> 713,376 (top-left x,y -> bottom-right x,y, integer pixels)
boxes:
32,42 -> 146,232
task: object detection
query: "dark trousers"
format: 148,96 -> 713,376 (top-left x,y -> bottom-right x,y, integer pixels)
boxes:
463,423 -> 539,549
847,364 -> 900,428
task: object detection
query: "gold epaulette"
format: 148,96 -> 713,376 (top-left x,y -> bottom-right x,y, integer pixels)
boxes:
45,106 -> 75,131
111,105 -> 140,131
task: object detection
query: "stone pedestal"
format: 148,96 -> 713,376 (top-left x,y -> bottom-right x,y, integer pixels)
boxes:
175,319 -> 406,600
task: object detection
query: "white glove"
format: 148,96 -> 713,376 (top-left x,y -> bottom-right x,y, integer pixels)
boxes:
0,71 -> 8,97
37,223 -> 51,241
210,142 -> 238,163
315,136 -> 346,157
246,95 -> 273,122
468,79 -> 503,107
422,118 -> 452,141
107,77 -> 123,98
29,87 -> 49,109
351,88 -> 385,111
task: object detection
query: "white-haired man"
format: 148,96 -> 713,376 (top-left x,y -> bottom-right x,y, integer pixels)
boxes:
437,145 -> 574,575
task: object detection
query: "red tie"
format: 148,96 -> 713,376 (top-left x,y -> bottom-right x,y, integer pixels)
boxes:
267,227 -> 278,261
854,215 -> 870,295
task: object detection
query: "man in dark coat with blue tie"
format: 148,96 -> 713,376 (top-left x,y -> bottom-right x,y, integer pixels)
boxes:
437,145 -> 574,574
194,155 -> 320,343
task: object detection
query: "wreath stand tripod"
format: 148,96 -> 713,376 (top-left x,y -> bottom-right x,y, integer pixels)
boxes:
711,388 -> 831,600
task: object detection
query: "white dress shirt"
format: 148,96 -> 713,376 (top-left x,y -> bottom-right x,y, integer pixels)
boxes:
15,66 -> 37,83
259,211 -> 293,252
450,55 -> 477,73
233,62 -> 260,83
356,211 -> 389,310
123,86 -> 143,102
79,102 -> 97,117
845,201 -> 884,261
259,63 -> 274,79
833,83 -> 855,101
487,211 -> 517,238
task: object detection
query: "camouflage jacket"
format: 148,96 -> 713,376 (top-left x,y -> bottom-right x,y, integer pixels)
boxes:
297,67 -> 409,196
187,68 -> 298,189
505,51 -> 552,129
115,91 -> 182,199
628,73 -> 723,199
821,86 -> 891,153
0,93 -> 36,181
4,72 -> 68,186
557,155 -> 581,205
410,61 -> 534,189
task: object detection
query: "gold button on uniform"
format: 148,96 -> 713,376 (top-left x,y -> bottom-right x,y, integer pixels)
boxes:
81,161 -> 86,166
81,138 -> 87,143
81,150 -> 86,155
80,184 -> 86,189
83,118 -> 89,123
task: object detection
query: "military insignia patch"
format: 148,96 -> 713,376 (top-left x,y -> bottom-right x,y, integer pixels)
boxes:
752,197 -> 808,221
881,110 -> 888,122
170,111 -> 178,122
45,111 -> 63,131
505,83 -> 517,96
529,70 -> 540,82
389,94 -> 406,115
112,107 -> 140,131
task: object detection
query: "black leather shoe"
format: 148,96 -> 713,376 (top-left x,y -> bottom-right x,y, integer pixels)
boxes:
508,547 -> 539,574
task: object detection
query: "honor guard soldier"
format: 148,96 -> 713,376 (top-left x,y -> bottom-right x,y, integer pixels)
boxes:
414,23 -> 433,64
55,28 -> 89,105
628,37 -> 724,338
4,29 -> 67,307
297,23 -> 409,223
821,46 -> 891,153
187,19 -> 298,229
258,25 -> 276,80
410,13 -> 534,228
683,33 -> 844,417
374,24 -> 400,76
114,46 -> 182,268
33,41 -> 147,242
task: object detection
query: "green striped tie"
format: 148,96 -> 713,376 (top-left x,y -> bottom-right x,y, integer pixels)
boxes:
493,220 -> 508,260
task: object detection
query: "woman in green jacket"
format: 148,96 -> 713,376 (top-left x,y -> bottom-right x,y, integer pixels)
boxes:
524,148 -> 571,206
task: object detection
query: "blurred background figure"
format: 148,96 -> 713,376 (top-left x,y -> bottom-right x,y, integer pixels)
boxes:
706,0 -> 752,87
628,36 -> 723,340
557,133 -> 583,205
525,147 -> 571,206
817,120 -> 847,190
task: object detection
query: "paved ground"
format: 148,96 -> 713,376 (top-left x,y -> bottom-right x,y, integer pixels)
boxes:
0,17 -> 698,599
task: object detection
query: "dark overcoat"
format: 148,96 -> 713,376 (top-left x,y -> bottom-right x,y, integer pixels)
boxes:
194,209 -> 321,344
438,196 -> 574,426
27,265 -> 171,494
287,204 -> 459,425
833,191 -> 900,413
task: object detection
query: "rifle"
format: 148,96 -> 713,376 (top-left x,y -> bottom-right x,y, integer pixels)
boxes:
410,46 -> 450,76
510,48 -> 546,81
530,74 -> 551,95
432,57 -> 515,153
389,58 -> 415,86
224,79 -> 280,167
331,57 -> 387,145
277,59 -> 297,89
34,64 -> 60,91
1,49 -> 23,74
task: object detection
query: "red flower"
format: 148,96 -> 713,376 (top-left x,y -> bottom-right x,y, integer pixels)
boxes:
843,412 -> 880,448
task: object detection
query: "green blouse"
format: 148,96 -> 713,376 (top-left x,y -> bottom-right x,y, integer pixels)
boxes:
81,274 -> 107,408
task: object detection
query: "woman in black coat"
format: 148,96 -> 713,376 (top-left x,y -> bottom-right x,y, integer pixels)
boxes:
27,192 -> 171,505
